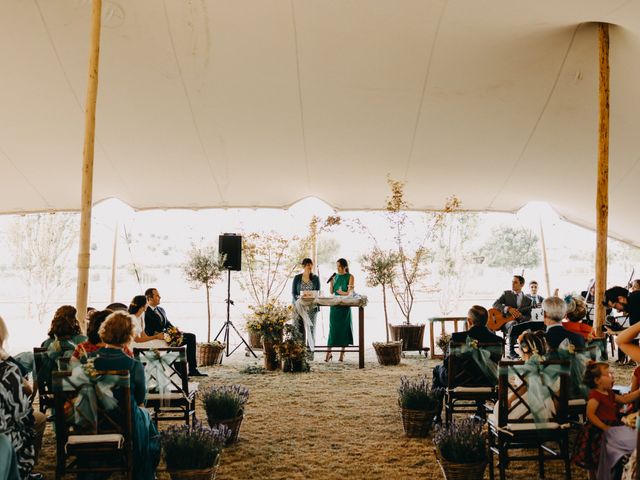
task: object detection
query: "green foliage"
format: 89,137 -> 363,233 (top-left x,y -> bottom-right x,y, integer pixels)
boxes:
434,418 -> 486,463
360,248 -> 398,288
161,421 -> 229,470
240,364 -> 267,375
479,225 -> 540,271
182,245 -> 225,289
397,375 -> 438,411
201,384 -> 249,422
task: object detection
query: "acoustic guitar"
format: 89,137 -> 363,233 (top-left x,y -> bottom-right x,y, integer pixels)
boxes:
487,307 -> 521,332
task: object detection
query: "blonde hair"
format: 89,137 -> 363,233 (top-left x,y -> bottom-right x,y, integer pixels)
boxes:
0,316 -> 8,360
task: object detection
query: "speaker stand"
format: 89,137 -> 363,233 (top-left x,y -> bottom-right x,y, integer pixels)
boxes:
214,268 -> 257,361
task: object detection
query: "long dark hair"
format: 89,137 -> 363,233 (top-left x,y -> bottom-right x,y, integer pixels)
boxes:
337,258 -> 349,274
128,295 -> 147,315
301,258 -> 316,281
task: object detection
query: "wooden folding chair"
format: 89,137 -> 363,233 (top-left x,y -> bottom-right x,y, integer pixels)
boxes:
33,346 -> 73,414
488,359 -> 571,480
133,346 -> 198,425
52,370 -> 134,480
444,341 -> 503,425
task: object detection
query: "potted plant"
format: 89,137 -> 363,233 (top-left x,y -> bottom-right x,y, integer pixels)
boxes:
434,418 -> 487,479
183,244 -> 226,365
201,384 -> 249,445
198,340 -> 225,366
245,300 -> 291,370
275,324 -> 310,373
361,247 -> 403,365
161,421 -> 230,480
398,374 -> 439,437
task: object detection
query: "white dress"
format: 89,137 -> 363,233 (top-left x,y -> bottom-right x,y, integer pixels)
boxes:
131,314 -> 169,349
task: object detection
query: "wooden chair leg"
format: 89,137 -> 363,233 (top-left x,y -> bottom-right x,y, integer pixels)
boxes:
563,435 -> 572,480
538,445 -> 545,478
498,441 -> 507,480
488,436 -> 495,480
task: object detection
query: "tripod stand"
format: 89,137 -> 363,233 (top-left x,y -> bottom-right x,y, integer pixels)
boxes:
214,268 -> 257,362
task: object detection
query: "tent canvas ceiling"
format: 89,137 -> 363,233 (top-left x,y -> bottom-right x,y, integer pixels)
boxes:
1,1 -> 640,245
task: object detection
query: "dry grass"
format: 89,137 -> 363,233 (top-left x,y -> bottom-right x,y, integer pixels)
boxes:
34,350 -> 635,479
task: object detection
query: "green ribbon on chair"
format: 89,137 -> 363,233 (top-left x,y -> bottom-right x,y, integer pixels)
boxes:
140,350 -> 181,404
554,340 -> 589,399
500,356 -> 568,427
450,336 -> 500,383
64,363 -> 121,432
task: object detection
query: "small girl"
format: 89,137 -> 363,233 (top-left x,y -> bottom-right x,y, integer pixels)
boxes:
572,362 -> 640,476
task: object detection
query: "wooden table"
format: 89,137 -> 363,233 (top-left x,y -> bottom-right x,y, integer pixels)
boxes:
297,296 -> 367,368
428,316 -> 467,359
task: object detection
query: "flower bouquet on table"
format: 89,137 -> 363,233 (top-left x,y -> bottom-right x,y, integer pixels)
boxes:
164,326 -> 184,347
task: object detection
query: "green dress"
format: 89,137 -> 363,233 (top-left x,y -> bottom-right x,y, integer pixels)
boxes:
328,273 -> 353,346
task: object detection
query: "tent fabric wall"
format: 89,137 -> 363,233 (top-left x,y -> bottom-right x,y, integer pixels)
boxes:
1,1 -> 639,244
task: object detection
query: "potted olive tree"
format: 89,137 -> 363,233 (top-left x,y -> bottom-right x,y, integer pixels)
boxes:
361,247 -> 403,365
384,178 -> 439,352
183,244 -> 226,365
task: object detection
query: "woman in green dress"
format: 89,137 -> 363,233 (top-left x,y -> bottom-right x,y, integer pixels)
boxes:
326,258 -> 354,362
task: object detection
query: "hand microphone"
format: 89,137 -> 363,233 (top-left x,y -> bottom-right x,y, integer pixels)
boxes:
326,272 -> 336,284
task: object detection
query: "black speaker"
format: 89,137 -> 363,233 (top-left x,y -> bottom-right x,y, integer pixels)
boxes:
219,234 -> 242,271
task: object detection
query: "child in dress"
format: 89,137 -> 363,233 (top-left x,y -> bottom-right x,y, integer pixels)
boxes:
572,362 -> 640,477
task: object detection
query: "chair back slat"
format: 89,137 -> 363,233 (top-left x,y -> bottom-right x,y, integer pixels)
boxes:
447,341 -> 503,388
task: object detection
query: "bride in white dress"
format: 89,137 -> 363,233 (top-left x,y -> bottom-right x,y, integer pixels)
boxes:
128,295 -> 169,349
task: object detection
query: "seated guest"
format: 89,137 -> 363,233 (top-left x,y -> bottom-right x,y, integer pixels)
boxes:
129,295 -> 168,349
432,306 -> 502,421
71,309 -> 133,364
563,295 -> 593,341
42,305 -> 87,348
144,288 -> 206,376
490,330 -> 556,423
0,316 -> 44,480
544,296 -> 585,350
93,312 -> 159,479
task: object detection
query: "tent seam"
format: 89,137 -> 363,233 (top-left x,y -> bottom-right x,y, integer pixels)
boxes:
403,0 -> 448,181
290,0 -> 312,190
32,0 -> 133,200
0,144 -> 51,208
161,0 -> 226,204
487,23 -> 582,209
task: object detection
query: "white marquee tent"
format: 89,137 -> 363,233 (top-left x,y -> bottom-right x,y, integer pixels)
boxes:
1,1 -> 639,244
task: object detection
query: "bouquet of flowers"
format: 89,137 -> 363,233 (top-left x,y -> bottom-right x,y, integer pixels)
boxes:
274,325 -> 310,372
164,326 -> 184,347
436,333 -> 451,354
245,300 -> 292,342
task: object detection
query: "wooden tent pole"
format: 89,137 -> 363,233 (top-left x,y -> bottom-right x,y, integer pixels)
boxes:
110,222 -> 119,303
75,0 -> 103,331
539,217 -> 551,297
594,23 -> 610,337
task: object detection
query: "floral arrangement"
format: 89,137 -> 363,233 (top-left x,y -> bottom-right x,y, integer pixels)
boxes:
161,420 -> 230,471
275,324 -> 310,373
398,374 -> 439,411
199,340 -> 224,348
436,333 -> 451,354
201,384 -> 249,423
434,418 -> 486,464
164,326 -> 184,347
245,301 -> 292,342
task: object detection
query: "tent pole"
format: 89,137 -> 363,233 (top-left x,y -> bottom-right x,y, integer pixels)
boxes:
75,0 -> 103,331
110,222 -> 118,303
594,23 -> 610,337
539,217 -> 551,297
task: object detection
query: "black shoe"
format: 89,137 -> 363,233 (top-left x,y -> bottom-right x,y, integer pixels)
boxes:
189,369 -> 208,377
508,352 -> 520,360
28,474 -> 44,480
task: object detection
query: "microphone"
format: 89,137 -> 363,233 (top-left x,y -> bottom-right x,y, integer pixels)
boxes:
326,272 -> 336,284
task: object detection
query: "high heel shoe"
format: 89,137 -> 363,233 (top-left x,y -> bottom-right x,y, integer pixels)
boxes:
324,354 -> 333,362
338,356 -> 344,362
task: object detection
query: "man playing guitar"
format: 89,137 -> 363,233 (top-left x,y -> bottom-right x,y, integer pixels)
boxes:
492,275 -> 533,358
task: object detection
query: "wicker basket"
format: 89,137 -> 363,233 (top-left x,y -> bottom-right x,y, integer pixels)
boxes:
209,413 -> 244,445
400,407 -> 436,437
436,449 -> 487,480
168,459 -> 219,480
372,341 -> 403,366
198,343 -> 224,366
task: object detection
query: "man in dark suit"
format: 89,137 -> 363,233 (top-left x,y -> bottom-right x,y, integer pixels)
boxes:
144,288 -> 207,377
543,296 -> 585,350
493,275 -> 533,358
432,306 -> 502,421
